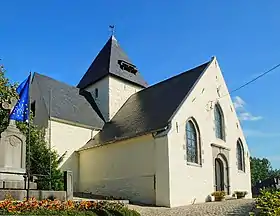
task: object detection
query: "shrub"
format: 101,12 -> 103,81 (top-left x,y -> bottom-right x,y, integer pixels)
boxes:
0,197 -> 140,215
211,191 -> 226,201
255,189 -> 280,215
234,191 -> 248,199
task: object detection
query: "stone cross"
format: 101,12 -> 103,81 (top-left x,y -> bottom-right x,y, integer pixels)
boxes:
1,97 -> 18,126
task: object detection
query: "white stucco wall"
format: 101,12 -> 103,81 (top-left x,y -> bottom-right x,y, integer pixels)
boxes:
45,119 -> 99,191
167,58 -> 252,207
85,77 -> 110,121
108,76 -> 143,120
79,134 -> 156,205
86,75 -> 143,121
154,134 -> 170,207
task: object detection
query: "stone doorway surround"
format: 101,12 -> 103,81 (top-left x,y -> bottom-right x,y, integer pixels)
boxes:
211,143 -> 230,195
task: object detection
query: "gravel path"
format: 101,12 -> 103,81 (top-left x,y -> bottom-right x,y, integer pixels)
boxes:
128,199 -> 255,216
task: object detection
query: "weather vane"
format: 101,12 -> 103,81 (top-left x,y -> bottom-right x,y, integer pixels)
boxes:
109,25 -> 115,36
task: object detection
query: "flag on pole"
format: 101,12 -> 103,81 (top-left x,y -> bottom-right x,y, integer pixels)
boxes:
9,74 -> 31,122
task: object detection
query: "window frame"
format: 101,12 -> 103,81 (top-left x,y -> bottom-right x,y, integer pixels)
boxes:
237,139 -> 245,172
214,103 -> 225,141
185,118 -> 201,165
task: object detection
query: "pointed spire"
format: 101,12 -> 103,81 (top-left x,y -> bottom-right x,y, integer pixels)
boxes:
77,36 -> 148,89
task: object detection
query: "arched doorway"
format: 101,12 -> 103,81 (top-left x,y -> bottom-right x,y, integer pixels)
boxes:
215,158 -> 224,191
214,154 -> 229,194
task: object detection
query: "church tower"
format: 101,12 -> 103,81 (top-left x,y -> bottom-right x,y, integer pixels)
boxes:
77,36 -> 148,122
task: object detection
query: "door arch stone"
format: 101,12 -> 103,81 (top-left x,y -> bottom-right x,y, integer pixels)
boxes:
211,144 -> 230,195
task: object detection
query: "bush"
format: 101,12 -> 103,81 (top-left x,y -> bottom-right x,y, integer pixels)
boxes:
0,197 -> 140,216
255,189 -> 280,215
211,191 -> 226,201
234,191 -> 248,199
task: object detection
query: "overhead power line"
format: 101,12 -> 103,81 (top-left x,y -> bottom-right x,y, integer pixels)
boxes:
216,62 -> 280,101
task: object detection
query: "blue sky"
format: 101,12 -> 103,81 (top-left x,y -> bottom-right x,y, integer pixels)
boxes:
1,1 -> 280,168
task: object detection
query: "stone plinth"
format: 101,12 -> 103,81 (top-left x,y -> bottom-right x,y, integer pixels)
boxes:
0,190 -> 66,201
1,180 -> 37,190
0,122 -> 26,182
64,171 -> 73,200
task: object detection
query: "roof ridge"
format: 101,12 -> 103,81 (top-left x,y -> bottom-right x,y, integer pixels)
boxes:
77,36 -> 148,89
34,72 -> 78,90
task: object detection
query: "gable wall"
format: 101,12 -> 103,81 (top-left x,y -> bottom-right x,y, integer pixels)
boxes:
79,134 -> 156,204
45,119 -> 99,192
167,59 -> 251,207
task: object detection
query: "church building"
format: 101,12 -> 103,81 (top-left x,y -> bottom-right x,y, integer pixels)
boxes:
30,35 -> 252,207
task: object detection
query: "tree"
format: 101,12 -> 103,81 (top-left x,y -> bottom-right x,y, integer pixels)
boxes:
0,65 -> 64,190
0,65 -> 18,132
250,157 -> 273,186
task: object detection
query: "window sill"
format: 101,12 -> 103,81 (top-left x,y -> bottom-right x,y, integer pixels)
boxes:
238,170 -> 246,174
187,162 -> 202,167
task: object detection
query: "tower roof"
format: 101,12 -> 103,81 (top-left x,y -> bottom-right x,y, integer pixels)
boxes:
77,36 -> 148,89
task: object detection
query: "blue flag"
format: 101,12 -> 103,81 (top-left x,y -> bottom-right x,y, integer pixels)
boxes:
16,75 -> 30,95
10,74 -> 31,122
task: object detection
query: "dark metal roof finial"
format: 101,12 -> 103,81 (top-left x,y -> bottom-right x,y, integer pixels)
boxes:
109,25 -> 115,36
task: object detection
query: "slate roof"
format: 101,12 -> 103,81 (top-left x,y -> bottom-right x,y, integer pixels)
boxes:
32,73 -> 105,128
77,36 -> 148,89
80,59 -> 212,150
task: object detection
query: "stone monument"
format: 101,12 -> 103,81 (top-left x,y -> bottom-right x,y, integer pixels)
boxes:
0,98 -> 28,188
0,99 -> 70,201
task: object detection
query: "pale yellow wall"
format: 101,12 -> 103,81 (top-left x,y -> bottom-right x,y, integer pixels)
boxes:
168,58 -> 252,207
86,76 -> 143,121
45,119 -> 99,191
79,134 -> 156,204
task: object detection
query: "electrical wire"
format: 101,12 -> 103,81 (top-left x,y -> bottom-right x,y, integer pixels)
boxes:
167,61 -> 280,135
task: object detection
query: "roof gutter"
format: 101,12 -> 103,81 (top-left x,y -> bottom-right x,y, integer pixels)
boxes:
50,117 -> 102,131
78,123 -> 171,152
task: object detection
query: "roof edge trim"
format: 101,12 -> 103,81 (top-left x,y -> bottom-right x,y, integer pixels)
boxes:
167,57 -> 215,122
78,125 -> 169,151
50,117 -> 102,130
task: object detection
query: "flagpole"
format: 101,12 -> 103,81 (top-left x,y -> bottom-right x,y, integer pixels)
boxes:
27,72 -> 32,200
49,89 -> 52,190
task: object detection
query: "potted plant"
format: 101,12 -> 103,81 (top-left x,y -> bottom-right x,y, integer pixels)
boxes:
234,191 -> 248,199
211,191 -> 226,201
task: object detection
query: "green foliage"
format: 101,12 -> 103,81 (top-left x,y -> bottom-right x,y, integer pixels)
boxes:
234,191 -> 248,199
250,157 -> 280,187
0,65 -> 64,190
0,65 -> 18,133
16,120 -> 64,190
250,157 -> 272,186
255,189 -> 280,215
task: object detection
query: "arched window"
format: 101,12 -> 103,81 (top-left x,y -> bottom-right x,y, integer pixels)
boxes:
237,139 -> 245,171
186,119 -> 200,164
214,104 -> 225,140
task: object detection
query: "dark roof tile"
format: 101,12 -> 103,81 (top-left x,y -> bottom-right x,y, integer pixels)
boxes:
77,36 -> 148,89
81,59 -> 212,149
32,73 -> 105,128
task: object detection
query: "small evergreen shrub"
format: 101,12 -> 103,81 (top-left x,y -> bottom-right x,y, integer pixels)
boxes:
255,189 -> 280,215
